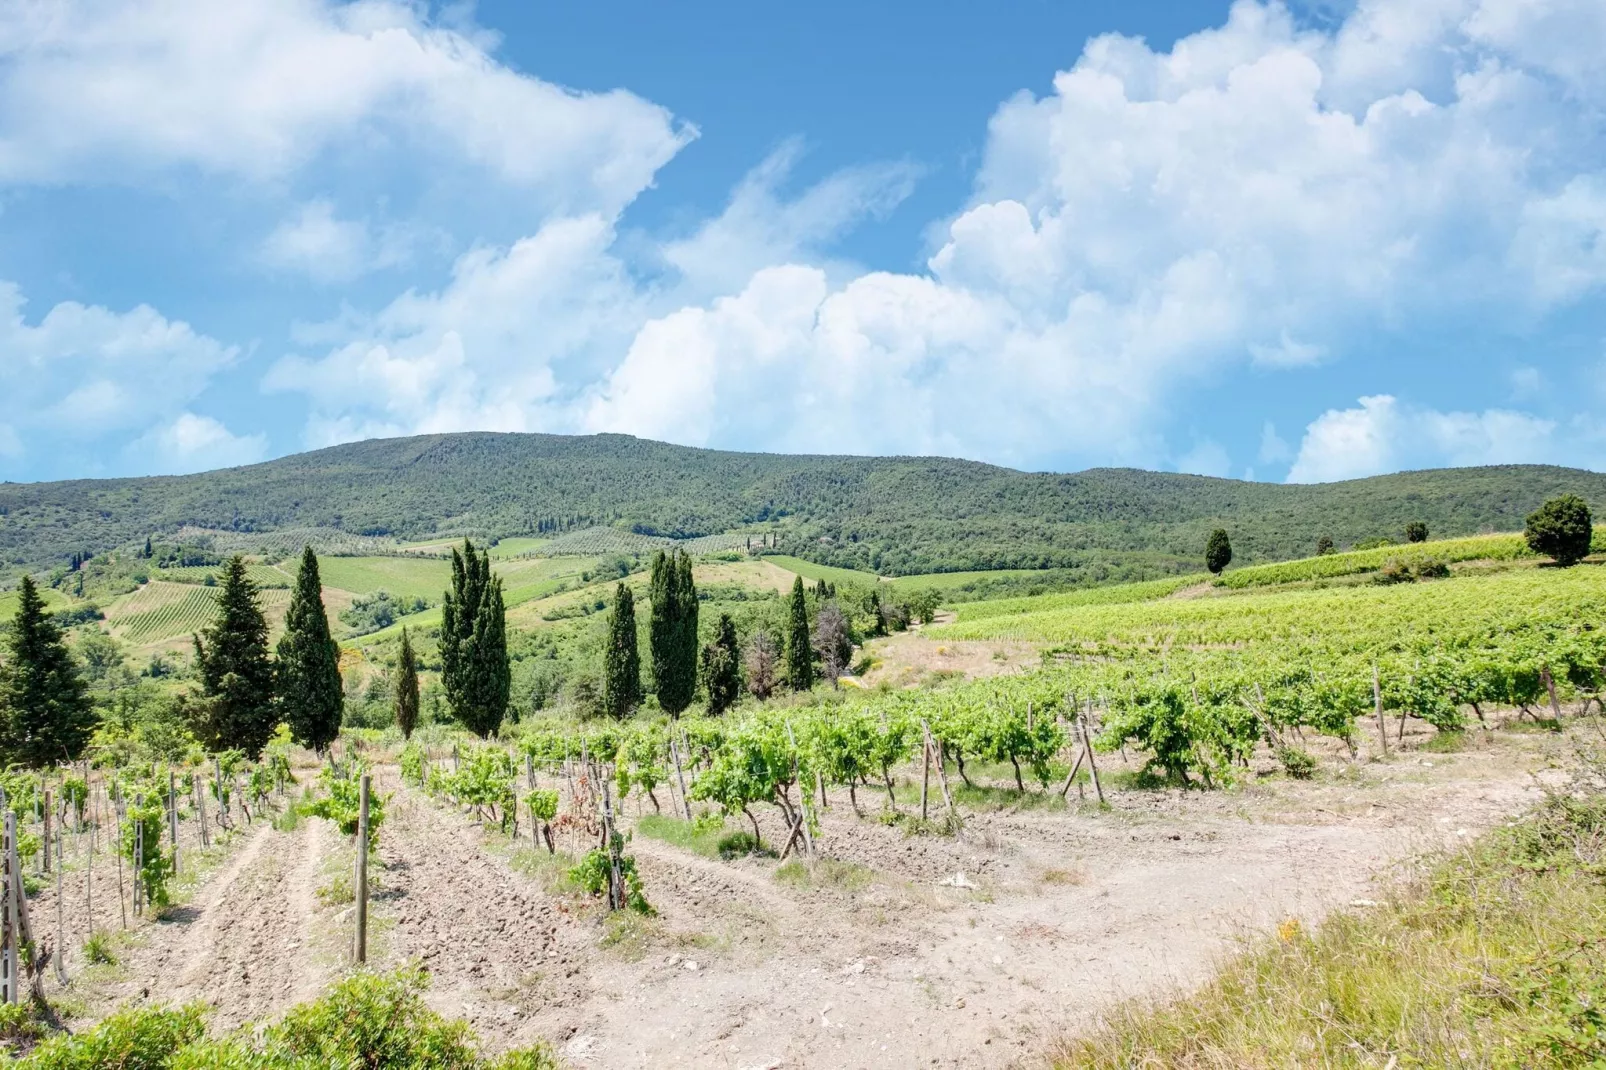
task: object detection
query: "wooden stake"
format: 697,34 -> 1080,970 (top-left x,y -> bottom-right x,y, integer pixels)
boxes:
923,721 -> 955,818
1079,698 -> 1104,805
355,774 -> 370,964
1543,664 -> 1564,721
1372,663 -> 1389,757
53,810 -> 65,986
168,770 -> 179,876
3,812 -> 17,1004
920,733 -> 931,821
669,737 -> 693,821
41,790 -> 51,875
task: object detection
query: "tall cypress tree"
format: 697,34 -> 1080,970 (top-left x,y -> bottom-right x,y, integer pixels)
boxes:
440,540 -> 508,738
0,575 -> 95,767
193,555 -> 277,757
701,612 -> 741,716
604,583 -> 642,719
275,546 -> 342,753
786,576 -> 814,692
393,627 -> 420,740
650,549 -> 699,716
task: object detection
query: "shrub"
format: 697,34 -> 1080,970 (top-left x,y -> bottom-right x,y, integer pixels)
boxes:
1276,746 -> 1317,780
1315,536 -> 1334,556
1405,521 -> 1428,543
716,830 -> 761,859
1526,494 -> 1594,567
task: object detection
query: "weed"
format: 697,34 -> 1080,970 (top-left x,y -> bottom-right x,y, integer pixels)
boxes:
635,813 -> 729,858
715,831 -> 771,860
82,929 -> 118,966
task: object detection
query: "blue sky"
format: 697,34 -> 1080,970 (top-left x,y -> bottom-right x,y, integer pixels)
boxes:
1,0 -> 1602,484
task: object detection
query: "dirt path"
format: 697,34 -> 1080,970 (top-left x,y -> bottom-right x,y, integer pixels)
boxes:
87,814 -> 340,1031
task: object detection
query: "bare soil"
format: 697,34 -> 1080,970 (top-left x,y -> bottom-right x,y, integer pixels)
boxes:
49,728 -> 1551,1069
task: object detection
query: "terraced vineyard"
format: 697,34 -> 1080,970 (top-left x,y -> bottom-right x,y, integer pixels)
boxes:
174,525 -> 401,557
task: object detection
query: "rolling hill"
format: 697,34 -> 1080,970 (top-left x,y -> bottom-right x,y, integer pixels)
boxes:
2,432 -> 1602,577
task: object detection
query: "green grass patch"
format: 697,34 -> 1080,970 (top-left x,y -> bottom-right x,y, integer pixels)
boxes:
764,555 -> 883,588
635,813 -> 731,858
316,555 -> 452,602
1051,788 -> 1606,1069
774,858 -> 875,891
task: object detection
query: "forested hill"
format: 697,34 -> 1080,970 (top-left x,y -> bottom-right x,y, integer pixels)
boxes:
2,432 -> 1603,576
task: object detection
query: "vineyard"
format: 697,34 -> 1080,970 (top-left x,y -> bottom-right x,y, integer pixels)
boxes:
539,526 -> 750,557
107,582 -> 292,646
173,526 -> 403,558
155,563 -> 292,588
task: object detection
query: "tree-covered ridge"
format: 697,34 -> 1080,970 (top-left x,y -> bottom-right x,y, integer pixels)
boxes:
2,431 -> 1603,576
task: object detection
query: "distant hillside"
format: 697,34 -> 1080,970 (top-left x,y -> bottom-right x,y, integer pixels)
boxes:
1,432 -> 1602,577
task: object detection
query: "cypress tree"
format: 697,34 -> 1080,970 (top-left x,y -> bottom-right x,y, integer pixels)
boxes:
604,583 -> 643,719
275,546 -> 343,753
650,549 -> 699,716
393,627 -> 420,740
440,540 -> 509,738
1205,529 -> 1233,575
701,613 -> 742,715
0,575 -> 95,767
193,555 -> 277,757
786,576 -> 814,692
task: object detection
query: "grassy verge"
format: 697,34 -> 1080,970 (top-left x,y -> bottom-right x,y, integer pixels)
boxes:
1051,774 -> 1606,1067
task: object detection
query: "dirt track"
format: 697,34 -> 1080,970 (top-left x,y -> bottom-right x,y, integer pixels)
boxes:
52,731 -> 1547,1068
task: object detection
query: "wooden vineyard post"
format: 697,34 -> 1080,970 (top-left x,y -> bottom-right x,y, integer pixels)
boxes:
168,770 -> 179,875
525,754 -> 536,790
920,731 -> 931,821
41,789 -> 51,876
113,790 -> 126,929
1372,664 -> 1389,757
214,757 -> 226,829
54,808 -> 65,986
922,720 -> 954,819
1543,664 -> 1564,721
355,774 -> 370,964
1058,696 -> 1085,800
3,811 -> 15,1004
132,801 -> 143,918
452,744 -> 460,774
195,773 -> 209,849
1079,698 -> 1105,806
600,776 -> 623,911
669,737 -> 693,821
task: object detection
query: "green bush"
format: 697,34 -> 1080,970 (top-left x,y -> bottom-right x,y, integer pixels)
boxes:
1526,494 -> 1594,567
15,968 -> 561,1069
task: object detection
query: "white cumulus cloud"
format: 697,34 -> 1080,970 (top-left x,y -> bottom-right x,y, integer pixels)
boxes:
0,282 -> 242,478
1286,394 -> 1562,481
125,413 -> 268,475
0,0 -> 692,215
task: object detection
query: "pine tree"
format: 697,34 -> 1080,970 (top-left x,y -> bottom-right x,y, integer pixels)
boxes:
275,546 -> 343,753
604,583 -> 643,719
701,613 -> 742,715
649,549 -> 699,716
0,576 -> 95,767
394,627 -> 420,740
440,540 -> 509,738
786,576 -> 814,691
192,555 -> 277,757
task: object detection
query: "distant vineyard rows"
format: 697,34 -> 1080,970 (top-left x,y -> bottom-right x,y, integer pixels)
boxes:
111,583 -> 290,644
156,564 -> 290,588
539,527 -> 750,557
175,525 -> 401,557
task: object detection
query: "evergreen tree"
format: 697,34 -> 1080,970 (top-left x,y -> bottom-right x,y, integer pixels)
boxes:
701,613 -> 742,715
1316,535 -> 1335,556
603,583 -> 643,719
0,576 -> 95,767
275,546 -> 343,753
1526,495 -> 1594,566
142,536 -> 153,559
1405,521 -> 1429,543
649,549 -> 699,716
1205,529 -> 1233,575
393,627 -> 420,740
439,540 -> 510,738
192,555 -> 277,757
786,576 -> 814,691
